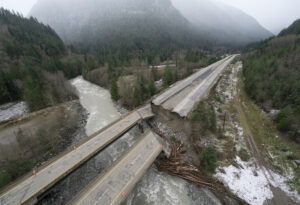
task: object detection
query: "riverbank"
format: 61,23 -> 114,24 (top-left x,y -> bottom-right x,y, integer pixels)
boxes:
0,100 -> 87,190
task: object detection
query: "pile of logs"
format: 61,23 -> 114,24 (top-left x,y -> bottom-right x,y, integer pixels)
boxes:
156,142 -> 216,191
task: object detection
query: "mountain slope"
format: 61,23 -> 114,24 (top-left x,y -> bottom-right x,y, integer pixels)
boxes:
171,0 -> 273,46
279,19 -> 300,36
242,22 -> 300,142
29,0 -> 272,59
29,0 -> 201,61
0,9 -> 86,111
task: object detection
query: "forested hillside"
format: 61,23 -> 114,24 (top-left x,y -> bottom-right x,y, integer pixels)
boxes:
29,0 -> 199,65
0,9 -> 87,111
29,0 -> 272,65
279,19 -> 300,36
242,20 -> 300,142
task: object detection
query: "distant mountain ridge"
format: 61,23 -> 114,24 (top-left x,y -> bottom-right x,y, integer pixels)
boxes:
30,0 -> 190,43
30,0 -> 201,60
171,0 -> 273,46
29,0 -> 272,56
279,19 -> 300,36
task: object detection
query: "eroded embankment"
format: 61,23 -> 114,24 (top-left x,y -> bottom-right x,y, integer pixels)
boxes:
149,104 -> 245,204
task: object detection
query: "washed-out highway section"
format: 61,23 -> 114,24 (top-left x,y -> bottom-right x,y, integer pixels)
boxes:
0,105 -> 154,205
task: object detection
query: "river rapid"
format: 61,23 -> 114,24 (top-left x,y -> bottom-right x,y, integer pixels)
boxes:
41,76 -> 221,205
71,76 -> 121,136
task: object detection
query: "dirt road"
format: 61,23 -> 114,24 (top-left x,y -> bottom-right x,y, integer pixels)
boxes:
234,75 -> 297,205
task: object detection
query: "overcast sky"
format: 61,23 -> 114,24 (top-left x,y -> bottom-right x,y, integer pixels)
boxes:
0,0 -> 300,34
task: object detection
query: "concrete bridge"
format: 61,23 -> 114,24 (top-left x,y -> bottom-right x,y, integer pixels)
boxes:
70,131 -> 162,205
0,105 -> 156,205
0,55 -> 236,205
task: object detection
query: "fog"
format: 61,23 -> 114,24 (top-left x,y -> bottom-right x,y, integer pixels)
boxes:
0,0 -> 37,16
1,0 -> 300,34
27,0 -> 272,48
217,0 -> 300,34
171,0 -> 272,40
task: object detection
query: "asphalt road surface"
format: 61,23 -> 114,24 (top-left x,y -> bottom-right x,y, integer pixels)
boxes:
153,55 -> 237,117
173,55 -> 236,117
152,57 -> 229,106
71,131 -> 162,205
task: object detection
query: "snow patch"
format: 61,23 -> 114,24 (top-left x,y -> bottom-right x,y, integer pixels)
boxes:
267,169 -> 300,203
215,156 -> 300,205
215,156 -> 273,205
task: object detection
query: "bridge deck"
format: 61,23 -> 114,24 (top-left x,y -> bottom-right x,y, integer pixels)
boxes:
152,57 -> 228,106
71,131 -> 162,205
0,105 -> 154,205
153,55 -> 237,117
173,55 -> 236,117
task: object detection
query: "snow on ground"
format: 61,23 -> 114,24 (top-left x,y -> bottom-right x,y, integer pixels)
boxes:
215,156 -> 273,205
266,168 -> 300,203
215,156 -> 300,205
214,61 -> 300,204
215,62 -> 241,104
0,101 -> 27,122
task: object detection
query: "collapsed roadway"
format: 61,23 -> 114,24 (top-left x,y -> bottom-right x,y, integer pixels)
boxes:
0,55 -> 237,205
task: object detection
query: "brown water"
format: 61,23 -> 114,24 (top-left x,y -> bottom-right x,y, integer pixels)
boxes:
71,76 -> 120,136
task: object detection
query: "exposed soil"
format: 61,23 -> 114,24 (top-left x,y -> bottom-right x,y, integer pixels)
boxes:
149,106 -> 245,204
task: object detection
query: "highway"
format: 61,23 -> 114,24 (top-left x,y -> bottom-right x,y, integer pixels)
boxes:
153,55 -> 237,117
173,55 -> 236,116
0,105 -> 154,205
70,131 -> 162,205
152,57 -> 227,106
0,54 -> 236,204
